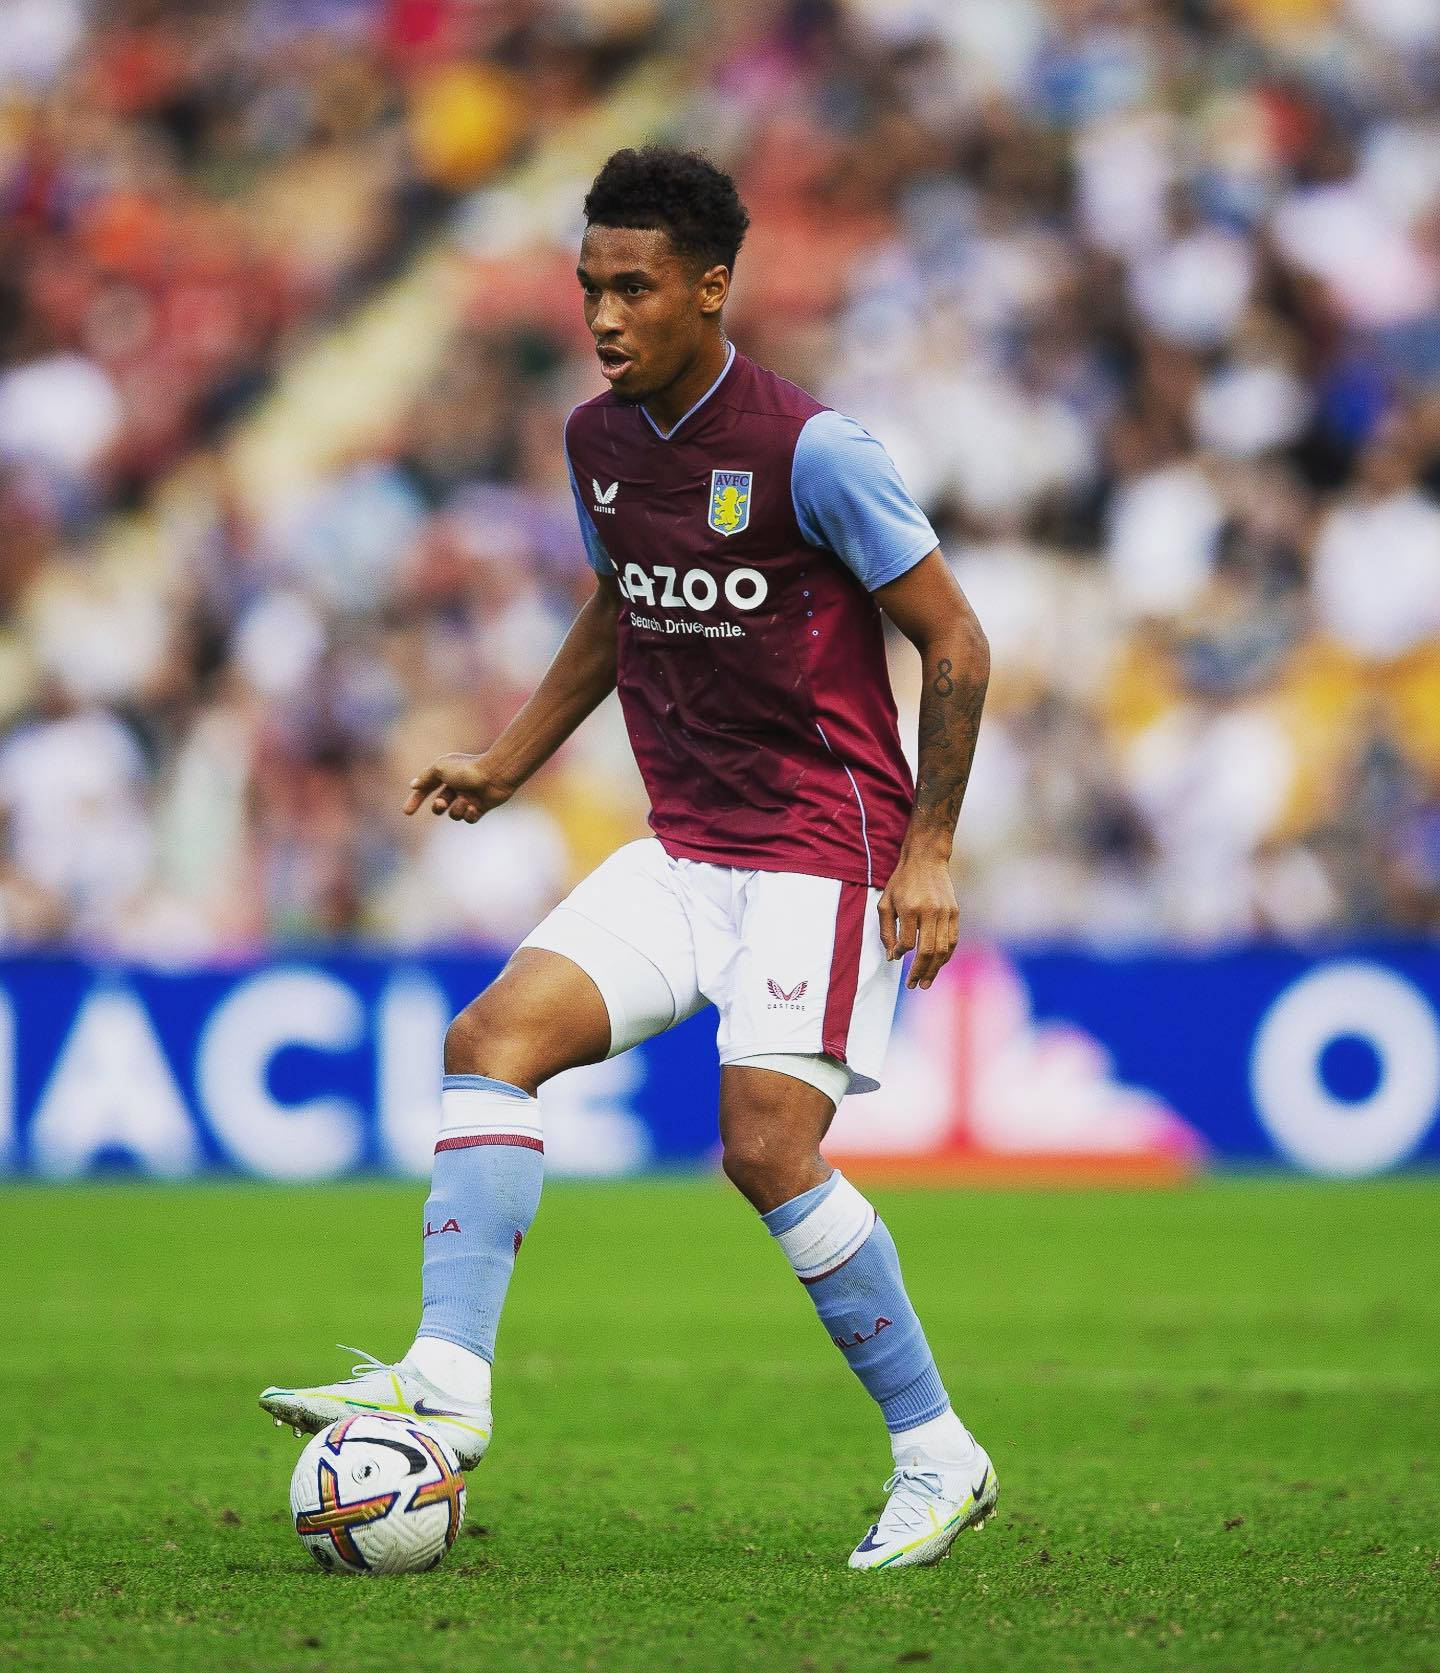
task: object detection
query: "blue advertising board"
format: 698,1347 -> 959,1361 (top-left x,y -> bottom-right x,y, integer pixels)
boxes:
0,944 -> 1437,1180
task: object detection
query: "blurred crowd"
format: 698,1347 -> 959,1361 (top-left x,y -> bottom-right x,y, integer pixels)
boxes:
0,0 -> 1437,957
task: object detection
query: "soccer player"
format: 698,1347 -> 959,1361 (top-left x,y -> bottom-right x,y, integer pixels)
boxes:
262,147 -> 995,1570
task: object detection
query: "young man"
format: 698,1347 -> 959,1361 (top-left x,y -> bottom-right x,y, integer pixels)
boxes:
262,147 -> 995,1570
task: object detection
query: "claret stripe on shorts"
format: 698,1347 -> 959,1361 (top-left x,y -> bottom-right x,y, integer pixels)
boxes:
821,882 -> 868,1064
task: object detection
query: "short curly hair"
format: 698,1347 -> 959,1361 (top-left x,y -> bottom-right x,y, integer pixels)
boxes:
583,146 -> 750,273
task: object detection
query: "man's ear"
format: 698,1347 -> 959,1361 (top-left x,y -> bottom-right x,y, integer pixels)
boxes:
697,263 -> 730,317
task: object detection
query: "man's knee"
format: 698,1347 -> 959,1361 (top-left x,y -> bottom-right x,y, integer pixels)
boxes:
720,1070 -> 829,1211
444,987 -> 540,1084
721,1129 -> 780,1199
721,1132 -> 827,1212
443,950 -> 612,1087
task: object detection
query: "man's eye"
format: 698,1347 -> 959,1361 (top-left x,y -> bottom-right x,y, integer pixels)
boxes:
625,285 -> 645,297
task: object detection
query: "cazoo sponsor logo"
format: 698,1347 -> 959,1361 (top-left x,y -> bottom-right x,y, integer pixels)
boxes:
616,562 -> 768,613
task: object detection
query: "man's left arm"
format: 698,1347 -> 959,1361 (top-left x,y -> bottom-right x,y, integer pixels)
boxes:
874,551 -> 990,990
789,409 -> 988,988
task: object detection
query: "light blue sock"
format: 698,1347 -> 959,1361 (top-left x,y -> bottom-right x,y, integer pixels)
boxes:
763,1173 -> 950,1432
418,1074 -> 544,1364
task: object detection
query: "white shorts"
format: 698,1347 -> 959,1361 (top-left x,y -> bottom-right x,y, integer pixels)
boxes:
519,839 -> 901,1098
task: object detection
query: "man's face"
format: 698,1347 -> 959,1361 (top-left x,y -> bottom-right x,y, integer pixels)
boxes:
577,224 -> 727,404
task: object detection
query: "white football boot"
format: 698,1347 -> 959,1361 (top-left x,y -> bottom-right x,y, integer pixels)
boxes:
260,1347 -> 491,1470
848,1446 -> 998,1570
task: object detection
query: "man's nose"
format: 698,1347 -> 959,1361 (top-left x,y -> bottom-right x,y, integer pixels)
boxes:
590,294 -> 621,337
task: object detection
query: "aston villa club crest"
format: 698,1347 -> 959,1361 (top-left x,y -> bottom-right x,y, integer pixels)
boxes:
708,469 -> 752,536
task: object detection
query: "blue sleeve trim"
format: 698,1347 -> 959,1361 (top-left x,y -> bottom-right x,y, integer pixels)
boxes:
565,447 -> 614,576
865,536 -> 939,592
790,409 -> 938,592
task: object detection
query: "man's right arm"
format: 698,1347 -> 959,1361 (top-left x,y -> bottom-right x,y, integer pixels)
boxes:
403,574 -> 621,823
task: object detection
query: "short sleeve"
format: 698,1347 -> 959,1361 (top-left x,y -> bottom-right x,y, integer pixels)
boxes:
565,450 -> 614,576
791,409 -> 937,591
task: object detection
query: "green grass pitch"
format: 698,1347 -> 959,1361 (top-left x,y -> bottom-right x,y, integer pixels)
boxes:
2,1178 -> 1438,1671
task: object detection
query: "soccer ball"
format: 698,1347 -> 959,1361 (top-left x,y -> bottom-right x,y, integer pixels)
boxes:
289,1414 -> 466,1575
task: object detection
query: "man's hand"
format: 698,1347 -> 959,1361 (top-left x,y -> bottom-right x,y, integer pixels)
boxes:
399,577 -> 621,828
402,753 -> 517,823
878,850 -> 959,991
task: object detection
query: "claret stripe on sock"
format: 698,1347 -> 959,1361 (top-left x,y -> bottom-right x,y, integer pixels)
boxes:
798,1227 -> 875,1285
434,1133 -> 544,1154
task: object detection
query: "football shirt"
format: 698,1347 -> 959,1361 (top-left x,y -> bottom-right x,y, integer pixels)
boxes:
565,345 -> 936,888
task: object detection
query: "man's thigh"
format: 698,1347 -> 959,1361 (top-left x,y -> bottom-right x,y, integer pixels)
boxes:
519,839 -> 707,1056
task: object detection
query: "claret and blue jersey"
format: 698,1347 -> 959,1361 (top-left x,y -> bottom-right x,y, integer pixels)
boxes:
565,343 -> 938,889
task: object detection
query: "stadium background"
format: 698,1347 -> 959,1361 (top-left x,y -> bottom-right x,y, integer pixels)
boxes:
2,5 -> 1439,1669
1,0 -> 1437,1181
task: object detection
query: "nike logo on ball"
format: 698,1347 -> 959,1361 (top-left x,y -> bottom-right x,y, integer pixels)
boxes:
364,1435 -> 431,1475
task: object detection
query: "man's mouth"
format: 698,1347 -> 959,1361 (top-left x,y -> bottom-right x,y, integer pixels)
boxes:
596,346 -> 634,383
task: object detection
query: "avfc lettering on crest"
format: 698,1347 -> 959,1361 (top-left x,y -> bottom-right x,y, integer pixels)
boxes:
708,470 -> 752,537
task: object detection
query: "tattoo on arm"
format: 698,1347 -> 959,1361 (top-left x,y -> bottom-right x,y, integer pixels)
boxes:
912,653 -> 986,839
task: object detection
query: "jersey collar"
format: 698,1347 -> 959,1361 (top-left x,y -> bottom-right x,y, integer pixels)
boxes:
640,341 -> 736,442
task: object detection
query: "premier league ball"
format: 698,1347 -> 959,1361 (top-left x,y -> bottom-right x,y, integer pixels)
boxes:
289,1414 -> 466,1575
